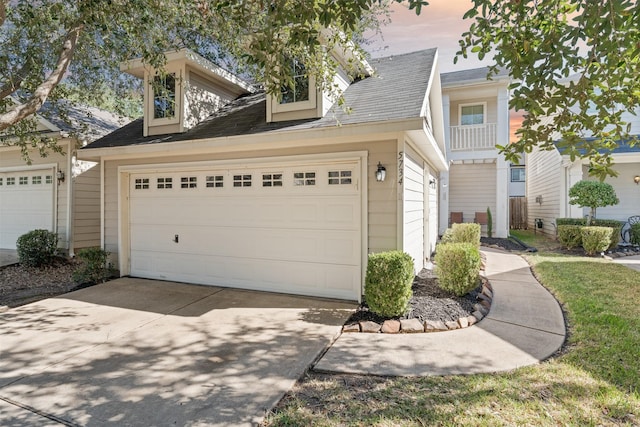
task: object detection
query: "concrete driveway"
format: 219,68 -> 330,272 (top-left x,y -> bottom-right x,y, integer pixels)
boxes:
0,278 -> 356,426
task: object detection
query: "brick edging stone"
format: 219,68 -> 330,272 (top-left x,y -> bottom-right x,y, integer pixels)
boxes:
342,276 -> 493,334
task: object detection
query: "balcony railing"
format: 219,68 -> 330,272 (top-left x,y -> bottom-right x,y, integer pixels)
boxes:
450,123 -> 497,151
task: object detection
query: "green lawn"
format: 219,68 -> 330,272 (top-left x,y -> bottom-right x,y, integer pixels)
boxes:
263,238 -> 640,426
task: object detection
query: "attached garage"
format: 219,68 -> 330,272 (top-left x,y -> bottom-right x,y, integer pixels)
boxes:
0,168 -> 55,249
403,152 -> 426,273
122,157 -> 364,301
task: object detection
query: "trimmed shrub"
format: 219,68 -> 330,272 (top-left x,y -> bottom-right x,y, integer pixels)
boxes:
630,223 -> 640,245
364,251 -> 414,317
486,207 -> 493,238
581,226 -> 613,255
557,225 -> 583,250
434,243 -> 481,297
556,218 -> 587,226
73,247 -> 114,284
16,229 -> 59,267
442,223 -> 481,246
556,219 -> 622,250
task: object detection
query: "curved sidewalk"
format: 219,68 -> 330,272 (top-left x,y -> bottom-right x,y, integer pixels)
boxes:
315,248 -> 566,376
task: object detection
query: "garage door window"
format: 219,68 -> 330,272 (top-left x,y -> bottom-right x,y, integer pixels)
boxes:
294,172 -> 316,186
45,176 -> 53,184
19,176 -> 28,185
206,175 -> 224,188
233,175 -> 252,187
134,178 -> 150,190
32,176 -> 42,185
7,177 -> 15,186
0,178 -> 3,186
262,173 -> 283,187
181,177 -> 197,188
157,177 -> 173,189
328,170 -> 352,185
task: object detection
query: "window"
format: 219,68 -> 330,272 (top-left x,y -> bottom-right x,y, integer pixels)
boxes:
135,178 -> 150,190
153,73 -> 176,119
45,175 -> 53,184
7,177 -> 15,186
293,172 -> 316,186
460,104 -> 484,125
262,173 -> 283,187
206,175 -> 224,188
233,174 -> 252,187
511,167 -> 526,182
280,59 -> 309,104
32,176 -> 42,185
0,178 -> 3,186
328,170 -> 352,185
181,177 -> 197,188
157,177 -> 173,189
19,176 -> 28,185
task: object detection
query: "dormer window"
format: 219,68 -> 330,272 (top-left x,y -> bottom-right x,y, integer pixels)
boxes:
153,73 -> 176,119
280,59 -> 310,104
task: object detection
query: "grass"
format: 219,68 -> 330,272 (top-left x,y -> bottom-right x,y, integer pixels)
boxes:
263,234 -> 640,426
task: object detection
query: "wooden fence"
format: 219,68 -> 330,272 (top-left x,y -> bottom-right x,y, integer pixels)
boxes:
510,197 -> 528,229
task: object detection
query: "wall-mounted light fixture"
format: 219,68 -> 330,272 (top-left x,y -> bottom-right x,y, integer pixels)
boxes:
376,162 -> 386,182
429,178 -> 437,189
535,195 -> 543,205
634,175 -> 640,185
56,170 -> 65,184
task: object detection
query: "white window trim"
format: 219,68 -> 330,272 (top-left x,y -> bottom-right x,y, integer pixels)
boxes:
458,102 -> 487,126
270,74 -> 317,114
510,166 -> 526,182
148,68 -> 182,126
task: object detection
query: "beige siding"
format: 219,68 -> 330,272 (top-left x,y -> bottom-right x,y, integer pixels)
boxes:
103,140 -> 399,265
449,97 -> 498,125
0,140 -> 72,248
448,163 -> 496,230
72,164 -> 101,250
527,146 -> 563,236
588,163 -> 640,222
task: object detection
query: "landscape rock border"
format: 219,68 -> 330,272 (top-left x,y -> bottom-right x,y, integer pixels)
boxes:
343,279 -> 493,334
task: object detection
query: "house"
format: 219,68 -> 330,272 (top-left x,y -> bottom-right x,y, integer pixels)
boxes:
0,104 -> 125,252
80,48 -> 448,302
527,124 -> 640,237
438,67 -> 512,238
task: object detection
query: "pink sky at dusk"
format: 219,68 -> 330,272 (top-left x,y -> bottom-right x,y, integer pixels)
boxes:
366,1 -> 493,72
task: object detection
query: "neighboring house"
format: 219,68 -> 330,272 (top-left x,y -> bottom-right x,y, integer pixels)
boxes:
0,104 -> 126,252
527,135 -> 640,238
509,164 -> 526,198
80,48 -> 448,302
439,67 -> 512,238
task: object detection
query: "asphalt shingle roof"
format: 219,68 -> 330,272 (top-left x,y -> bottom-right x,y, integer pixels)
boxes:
85,48 -> 437,150
440,66 -> 509,87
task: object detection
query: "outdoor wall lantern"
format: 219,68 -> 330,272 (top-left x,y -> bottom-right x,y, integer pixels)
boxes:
376,162 -> 386,182
634,175 -> 640,185
429,178 -> 437,189
56,170 -> 65,184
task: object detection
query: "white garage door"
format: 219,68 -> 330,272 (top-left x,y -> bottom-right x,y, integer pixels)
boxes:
128,160 -> 362,300
0,170 -> 55,249
403,154 -> 425,273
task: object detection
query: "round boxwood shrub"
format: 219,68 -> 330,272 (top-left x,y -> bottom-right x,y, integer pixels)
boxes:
557,225 -> 583,250
444,223 -> 481,246
581,226 -> 613,256
434,242 -> 481,297
364,251 -> 414,318
73,247 -> 114,284
16,229 -> 59,267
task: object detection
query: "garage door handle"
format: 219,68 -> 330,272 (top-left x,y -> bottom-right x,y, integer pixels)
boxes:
174,234 -> 179,243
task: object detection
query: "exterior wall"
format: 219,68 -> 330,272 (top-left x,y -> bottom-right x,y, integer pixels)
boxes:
448,163 -> 496,232
72,163 -> 101,250
183,68 -> 238,129
526,146 -> 564,236
584,163 -> 640,222
448,97 -> 498,127
509,166 -> 526,197
0,139 -> 73,249
102,139 -> 400,266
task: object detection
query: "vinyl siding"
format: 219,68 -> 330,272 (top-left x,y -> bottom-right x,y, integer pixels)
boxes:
587,163 -> 640,222
449,97 -> 498,126
72,164 -> 101,249
102,140 -> 400,265
448,163 -> 496,230
526,146 -> 564,236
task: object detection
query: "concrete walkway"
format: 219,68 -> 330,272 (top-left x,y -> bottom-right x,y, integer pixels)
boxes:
315,248 -> 567,376
613,254 -> 640,272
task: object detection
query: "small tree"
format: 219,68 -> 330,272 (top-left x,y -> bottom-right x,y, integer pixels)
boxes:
568,181 -> 619,225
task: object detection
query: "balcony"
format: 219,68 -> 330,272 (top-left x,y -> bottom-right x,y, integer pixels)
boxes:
450,123 -> 497,151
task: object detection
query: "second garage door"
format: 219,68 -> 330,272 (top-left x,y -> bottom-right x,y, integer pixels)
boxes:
128,160 -> 362,301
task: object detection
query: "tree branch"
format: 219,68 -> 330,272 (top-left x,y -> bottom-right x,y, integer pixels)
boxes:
0,25 -> 82,132
0,61 -> 33,100
0,1 -> 6,27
